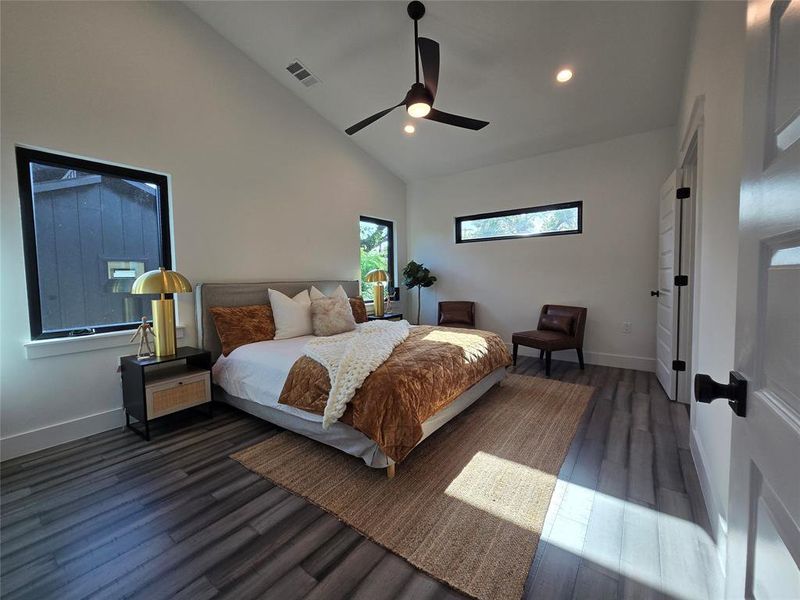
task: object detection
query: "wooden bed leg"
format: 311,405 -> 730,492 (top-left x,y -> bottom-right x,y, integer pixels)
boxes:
386,464 -> 396,479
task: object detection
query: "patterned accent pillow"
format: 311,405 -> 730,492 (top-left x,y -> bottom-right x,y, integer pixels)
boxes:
311,297 -> 357,337
539,314 -> 573,336
349,297 -> 368,324
210,304 -> 275,356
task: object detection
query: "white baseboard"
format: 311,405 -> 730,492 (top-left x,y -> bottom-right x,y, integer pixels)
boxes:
511,345 -> 655,372
1,408 -> 124,461
690,427 -> 728,575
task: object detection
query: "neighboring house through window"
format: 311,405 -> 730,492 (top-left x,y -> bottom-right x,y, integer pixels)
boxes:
359,216 -> 397,301
16,147 -> 172,340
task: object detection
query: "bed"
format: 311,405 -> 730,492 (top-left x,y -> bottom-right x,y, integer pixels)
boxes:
196,280 -> 510,477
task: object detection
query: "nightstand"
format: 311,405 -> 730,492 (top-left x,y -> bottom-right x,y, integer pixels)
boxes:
368,312 -> 404,321
120,346 -> 212,440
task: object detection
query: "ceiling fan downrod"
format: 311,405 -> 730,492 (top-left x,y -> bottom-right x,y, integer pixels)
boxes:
408,1 -> 425,84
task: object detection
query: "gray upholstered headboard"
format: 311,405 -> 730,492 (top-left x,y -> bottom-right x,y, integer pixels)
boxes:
195,280 -> 360,362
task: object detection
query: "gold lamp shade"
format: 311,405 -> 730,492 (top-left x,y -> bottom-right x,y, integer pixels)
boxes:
132,267 -> 192,356
364,269 -> 389,284
131,267 -> 192,296
365,269 -> 389,317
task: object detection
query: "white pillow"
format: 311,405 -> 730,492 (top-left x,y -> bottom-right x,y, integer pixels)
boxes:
309,285 -> 348,301
268,288 -> 312,339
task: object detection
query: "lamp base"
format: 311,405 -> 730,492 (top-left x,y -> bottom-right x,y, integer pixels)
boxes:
151,298 -> 177,356
373,284 -> 385,317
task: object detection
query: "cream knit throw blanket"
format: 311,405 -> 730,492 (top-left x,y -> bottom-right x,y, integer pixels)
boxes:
304,320 -> 411,429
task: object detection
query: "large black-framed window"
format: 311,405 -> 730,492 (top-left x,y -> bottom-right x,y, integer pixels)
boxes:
359,215 -> 398,301
16,147 -> 172,340
455,201 -> 583,244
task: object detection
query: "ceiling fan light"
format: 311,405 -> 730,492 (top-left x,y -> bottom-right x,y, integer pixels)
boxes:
556,68 -> 573,83
408,102 -> 431,118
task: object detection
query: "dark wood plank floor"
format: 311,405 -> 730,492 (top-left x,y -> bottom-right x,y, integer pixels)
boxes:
0,358 -> 721,599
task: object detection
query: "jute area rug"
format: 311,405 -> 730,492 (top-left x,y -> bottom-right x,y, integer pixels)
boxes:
232,373 -> 593,600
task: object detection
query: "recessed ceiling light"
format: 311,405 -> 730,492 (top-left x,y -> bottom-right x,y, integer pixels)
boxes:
404,124 -> 416,134
556,68 -> 573,83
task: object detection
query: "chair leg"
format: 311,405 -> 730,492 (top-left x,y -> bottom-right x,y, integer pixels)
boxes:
539,349 -> 544,360
577,348 -> 585,370
545,351 -> 552,377
513,343 -> 518,366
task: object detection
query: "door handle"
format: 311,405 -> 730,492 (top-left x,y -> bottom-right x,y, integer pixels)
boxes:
650,290 -> 660,297
694,371 -> 747,417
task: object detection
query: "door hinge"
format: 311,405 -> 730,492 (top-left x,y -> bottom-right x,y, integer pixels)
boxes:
674,275 -> 688,287
672,360 -> 686,372
676,187 -> 690,200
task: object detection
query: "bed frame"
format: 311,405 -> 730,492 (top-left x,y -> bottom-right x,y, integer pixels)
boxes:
195,279 -> 506,478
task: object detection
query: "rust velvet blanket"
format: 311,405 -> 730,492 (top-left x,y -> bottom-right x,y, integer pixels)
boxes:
278,325 -> 512,463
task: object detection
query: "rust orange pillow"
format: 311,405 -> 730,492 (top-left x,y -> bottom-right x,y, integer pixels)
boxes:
349,297 -> 368,323
210,304 -> 276,356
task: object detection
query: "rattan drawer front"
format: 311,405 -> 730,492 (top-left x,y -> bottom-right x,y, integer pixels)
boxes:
146,372 -> 210,419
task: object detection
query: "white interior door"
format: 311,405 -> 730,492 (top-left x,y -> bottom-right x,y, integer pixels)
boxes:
723,0 -> 800,596
655,171 -> 678,400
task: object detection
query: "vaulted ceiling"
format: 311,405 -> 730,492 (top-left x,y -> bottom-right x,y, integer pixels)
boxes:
186,1 -> 695,180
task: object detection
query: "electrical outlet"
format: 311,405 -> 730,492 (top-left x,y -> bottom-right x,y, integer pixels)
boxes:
622,321 -> 632,334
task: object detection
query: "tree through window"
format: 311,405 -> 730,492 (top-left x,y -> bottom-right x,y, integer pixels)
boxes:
359,216 -> 396,301
456,201 -> 582,243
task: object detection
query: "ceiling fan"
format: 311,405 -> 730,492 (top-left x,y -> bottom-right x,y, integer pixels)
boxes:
345,1 -> 489,136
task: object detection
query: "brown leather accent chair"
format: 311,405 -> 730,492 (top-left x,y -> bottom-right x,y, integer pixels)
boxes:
512,305 -> 587,377
438,301 -> 476,328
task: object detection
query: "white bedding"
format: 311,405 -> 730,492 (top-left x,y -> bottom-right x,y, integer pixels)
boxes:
211,327 -> 507,468
212,334 -> 324,423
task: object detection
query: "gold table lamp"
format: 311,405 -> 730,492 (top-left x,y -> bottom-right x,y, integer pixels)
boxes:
131,267 -> 192,356
365,269 -> 389,317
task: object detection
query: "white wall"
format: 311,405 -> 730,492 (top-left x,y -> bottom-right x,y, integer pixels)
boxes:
407,127 -> 675,371
677,0 -> 746,563
0,1 -> 406,458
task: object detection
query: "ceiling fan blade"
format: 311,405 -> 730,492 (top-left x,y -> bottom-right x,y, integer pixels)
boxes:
424,108 -> 488,130
345,102 -> 404,135
417,37 -> 439,99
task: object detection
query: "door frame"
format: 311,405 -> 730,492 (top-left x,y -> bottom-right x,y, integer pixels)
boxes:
680,95 -> 730,569
676,135 -> 698,404
678,96 -> 704,407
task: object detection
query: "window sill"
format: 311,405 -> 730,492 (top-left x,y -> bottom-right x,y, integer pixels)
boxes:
24,326 -> 186,360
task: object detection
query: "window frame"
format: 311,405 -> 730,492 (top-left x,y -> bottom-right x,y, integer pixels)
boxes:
16,146 -> 173,341
359,215 -> 399,302
454,200 -> 583,244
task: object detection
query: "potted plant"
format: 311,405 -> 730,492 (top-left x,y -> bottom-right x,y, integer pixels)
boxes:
402,260 -> 437,325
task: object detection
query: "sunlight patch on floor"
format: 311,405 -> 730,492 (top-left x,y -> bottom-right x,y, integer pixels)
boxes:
422,330 -> 490,364
444,451 -> 551,532
542,478 -> 721,600
445,450 -> 721,600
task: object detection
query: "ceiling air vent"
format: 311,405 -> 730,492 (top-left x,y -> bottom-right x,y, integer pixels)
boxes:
286,59 -> 320,87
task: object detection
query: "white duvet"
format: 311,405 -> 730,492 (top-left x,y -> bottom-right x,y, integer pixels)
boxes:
212,334 -> 321,421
